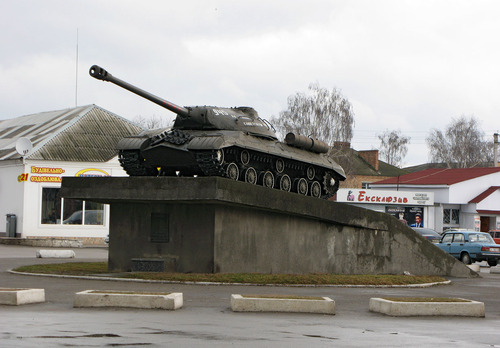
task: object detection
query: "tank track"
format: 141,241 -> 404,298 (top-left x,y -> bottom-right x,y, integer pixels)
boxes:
194,147 -> 340,199
118,150 -> 158,176
119,146 -> 340,199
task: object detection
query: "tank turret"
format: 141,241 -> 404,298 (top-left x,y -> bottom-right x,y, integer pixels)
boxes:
89,65 -> 276,138
89,65 -> 345,198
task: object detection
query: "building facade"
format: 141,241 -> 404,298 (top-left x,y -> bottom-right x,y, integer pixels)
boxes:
367,168 -> 500,232
0,105 -> 143,244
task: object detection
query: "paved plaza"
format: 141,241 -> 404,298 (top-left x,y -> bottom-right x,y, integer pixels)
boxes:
1,244 -> 499,347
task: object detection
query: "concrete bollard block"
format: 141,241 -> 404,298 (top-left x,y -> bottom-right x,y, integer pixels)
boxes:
0,288 -> 45,305
490,266 -> 500,274
231,294 -> 335,315
74,290 -> 183,310
36,249 -> 75,258
369,297 -> 485,317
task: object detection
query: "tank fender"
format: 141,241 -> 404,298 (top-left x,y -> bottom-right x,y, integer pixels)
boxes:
116,136 -> 150,151
187,136 -> 227,150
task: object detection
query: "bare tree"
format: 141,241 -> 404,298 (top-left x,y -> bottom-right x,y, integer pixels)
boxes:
133,114 -> 170,130
378,130 -> 411,167
271,83 -> 355,145
426,115 -> 492,168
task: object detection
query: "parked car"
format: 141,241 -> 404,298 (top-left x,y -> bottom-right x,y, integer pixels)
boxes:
63,210 -> 103,225
104,234 -> 109,244
489,230 -> 500,244
436,231 -> 500,266
411,227 -> 441,243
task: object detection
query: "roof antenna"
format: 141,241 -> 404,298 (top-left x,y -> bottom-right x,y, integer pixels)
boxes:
75,28 -> 79,107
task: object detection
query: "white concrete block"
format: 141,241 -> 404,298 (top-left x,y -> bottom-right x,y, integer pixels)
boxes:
36,249 -> 75,258
73,290 -> 183,310
369,297 -> 485,317
0,288 -> 45,305
467,264 -> 480,272
490,266 -> 500,274
230,294 -> 335,315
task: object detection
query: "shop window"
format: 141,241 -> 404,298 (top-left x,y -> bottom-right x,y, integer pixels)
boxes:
443,208 -> 460,224
41,187 -> 105,226
41,188 -> 61,224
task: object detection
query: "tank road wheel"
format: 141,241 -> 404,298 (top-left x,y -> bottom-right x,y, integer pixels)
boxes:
240,150 -> 250,165
275,158 -> 285,173
226,162 -> 239,181
310,181 -> 322,198
306,166 -> 315,180
278,174 -> 291,192
260,171 -> 275,188
294,178 -> 308,195
323,172 -> 340,198
244,167 -> 258,185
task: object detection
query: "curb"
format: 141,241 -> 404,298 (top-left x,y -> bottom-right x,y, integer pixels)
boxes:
8,270 -> 451,288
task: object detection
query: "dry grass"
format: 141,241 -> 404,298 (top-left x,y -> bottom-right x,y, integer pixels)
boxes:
13,262 -> 448,286
240,294 -> 325,300
382,297 -> 470,303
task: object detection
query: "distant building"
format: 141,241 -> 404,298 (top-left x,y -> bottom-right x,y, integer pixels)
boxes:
0,105 -> 143,244
370,167 -> 500,232
332,142 -> 408,189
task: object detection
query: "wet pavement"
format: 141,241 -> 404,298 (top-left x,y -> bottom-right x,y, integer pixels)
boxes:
1,244 -> 500,347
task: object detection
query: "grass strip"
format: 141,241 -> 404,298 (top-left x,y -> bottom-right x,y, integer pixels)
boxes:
13,262 -> 447,286
382,297 -> 470,302
241,294 -> 325,300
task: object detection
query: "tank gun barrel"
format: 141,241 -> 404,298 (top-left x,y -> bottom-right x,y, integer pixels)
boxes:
89,65 -> 190,117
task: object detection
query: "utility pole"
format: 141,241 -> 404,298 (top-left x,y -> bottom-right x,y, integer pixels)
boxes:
494,133 -> 499,167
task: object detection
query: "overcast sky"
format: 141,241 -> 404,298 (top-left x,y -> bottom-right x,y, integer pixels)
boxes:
2,0 -> 499,166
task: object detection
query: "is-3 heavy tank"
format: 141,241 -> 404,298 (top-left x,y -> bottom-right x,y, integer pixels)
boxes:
89,65 -> 346,198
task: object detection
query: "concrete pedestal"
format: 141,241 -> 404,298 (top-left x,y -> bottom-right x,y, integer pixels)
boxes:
60,176 -> 474,277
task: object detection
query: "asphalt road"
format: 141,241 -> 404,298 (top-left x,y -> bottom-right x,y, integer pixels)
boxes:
1,244 -> 500,347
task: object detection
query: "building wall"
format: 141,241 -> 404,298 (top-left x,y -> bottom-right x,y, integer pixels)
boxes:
0,157 -> 127,242
341,175 -> 394,189
0,160 -> 25,236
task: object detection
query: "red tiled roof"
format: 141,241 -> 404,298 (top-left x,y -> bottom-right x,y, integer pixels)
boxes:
371,167 -> 500,186
469,187 -> 500,203
476,210 -> 500,215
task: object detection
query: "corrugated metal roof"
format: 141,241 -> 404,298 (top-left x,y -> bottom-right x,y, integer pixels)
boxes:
0,105 -> 144,162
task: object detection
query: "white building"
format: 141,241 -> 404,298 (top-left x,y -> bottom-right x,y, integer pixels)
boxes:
0,105 -> 143,244
366,168 -> 500,232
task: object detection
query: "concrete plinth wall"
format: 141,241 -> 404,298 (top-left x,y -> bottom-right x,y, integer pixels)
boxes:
60,177 -> 474,277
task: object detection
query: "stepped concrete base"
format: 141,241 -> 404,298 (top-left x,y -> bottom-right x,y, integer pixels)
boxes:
60,176 -> 476,277
74,290 -> 183,310
369,297 -> 485,317
0,288 -> 45,305
36,249 -> 75,258
231,294 -> 335,315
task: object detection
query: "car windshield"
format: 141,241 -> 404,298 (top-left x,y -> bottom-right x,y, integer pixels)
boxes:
468,233 -> 495,243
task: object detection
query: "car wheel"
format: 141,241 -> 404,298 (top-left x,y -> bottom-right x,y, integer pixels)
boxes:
487,260 -> 498,267
460,252 -> 472,265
